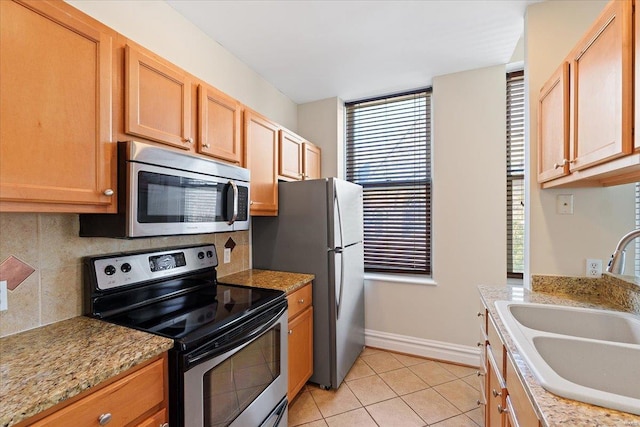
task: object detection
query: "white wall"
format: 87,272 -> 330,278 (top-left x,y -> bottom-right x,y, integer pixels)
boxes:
525,0 -> 636,280
366,66 -> 507,358
66,0 -> 298,131
298,97 -> 344,178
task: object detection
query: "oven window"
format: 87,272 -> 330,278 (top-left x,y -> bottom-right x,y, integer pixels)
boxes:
203,325 -> 281,427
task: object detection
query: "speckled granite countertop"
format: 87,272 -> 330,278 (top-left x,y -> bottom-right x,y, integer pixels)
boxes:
220,269 -> 314,294
0,316 -> 174,427
479,282 -> 640,426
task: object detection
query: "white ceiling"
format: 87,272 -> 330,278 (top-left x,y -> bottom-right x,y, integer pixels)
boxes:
166,0 -> 539,104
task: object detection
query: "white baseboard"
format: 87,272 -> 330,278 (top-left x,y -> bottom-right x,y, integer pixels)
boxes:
365,329 -> 481,367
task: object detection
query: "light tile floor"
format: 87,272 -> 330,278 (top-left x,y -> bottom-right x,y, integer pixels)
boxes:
288,347 -> 483,427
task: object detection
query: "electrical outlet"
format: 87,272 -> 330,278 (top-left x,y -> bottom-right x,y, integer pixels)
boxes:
586,259 -> 602,278
0,280 -> 7,311
223,248 -> 231,264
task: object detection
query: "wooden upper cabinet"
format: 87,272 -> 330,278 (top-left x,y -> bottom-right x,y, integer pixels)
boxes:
0,0 -> 115,212
279,129 -> 304,180
538,62 -> 570,183
568,0 -> 633,172
303,142 -> 321,180
244,110 -> 279,216
125,44 -> 194,150
198,84 -> 243,164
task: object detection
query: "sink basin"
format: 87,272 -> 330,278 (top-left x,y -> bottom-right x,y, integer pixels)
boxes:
501,302 -> 640,344
494,301 -> 640,415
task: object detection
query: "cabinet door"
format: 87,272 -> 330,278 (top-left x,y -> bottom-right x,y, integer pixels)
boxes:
0,0 -> 115,212
288,306 -> 313,402
537,62 -> 570,183
125,45 -> 193,150
135,408 -> 167,427
487,352 -> 506,427
569,0 -> 633,171
198,84 -> 242,164
279,129 -> 304,180
244,110 -> 279,216
303,142 -> 322,180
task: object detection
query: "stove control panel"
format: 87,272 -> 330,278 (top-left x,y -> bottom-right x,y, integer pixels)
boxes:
90,244 -> 218,291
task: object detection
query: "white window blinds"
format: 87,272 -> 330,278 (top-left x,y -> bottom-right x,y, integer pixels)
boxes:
345,89 -> 431,274
507,71 -> 525,278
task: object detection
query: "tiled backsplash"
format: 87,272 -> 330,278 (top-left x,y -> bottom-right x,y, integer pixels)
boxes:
0,213 -> 250,337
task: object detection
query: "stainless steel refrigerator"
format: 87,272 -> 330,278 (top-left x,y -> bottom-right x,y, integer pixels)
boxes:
252,178 -> 365,389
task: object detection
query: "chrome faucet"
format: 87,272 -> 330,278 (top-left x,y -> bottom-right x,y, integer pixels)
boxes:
606,228 -> 640,274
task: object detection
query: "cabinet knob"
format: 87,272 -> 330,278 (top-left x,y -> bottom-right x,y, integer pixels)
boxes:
477,341 -> 484,347
103,189 -> 114,196
476,370 -> 485,377
477,311 -> 484,317
477,399 -> 484,406
498,404 -> 508,414
250,201 -> 254,205
288,330 -> 293,335
298,299 -> 304,304
203,143 -> 211,148
98,413 -> 112,425
553,159 -> 567,169
492,388 -> 502,398
185,137 -> 194,144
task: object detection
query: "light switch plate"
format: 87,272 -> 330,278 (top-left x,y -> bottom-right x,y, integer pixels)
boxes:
0,280 -> 7,311
556,194 -> 574,215
223,248 -> 231,264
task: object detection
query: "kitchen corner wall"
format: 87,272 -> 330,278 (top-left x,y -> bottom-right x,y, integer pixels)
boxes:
0,213 -> 249,337
525,0 -> 636,280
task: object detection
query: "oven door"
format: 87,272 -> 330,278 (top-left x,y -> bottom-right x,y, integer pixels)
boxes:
182,303 -> 288,427
129,162 -> 249,237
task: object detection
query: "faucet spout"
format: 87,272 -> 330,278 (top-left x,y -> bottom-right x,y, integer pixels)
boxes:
606,228 -> 640,274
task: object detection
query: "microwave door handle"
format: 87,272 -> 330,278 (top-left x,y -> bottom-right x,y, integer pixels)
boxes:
227,180 -> 238,225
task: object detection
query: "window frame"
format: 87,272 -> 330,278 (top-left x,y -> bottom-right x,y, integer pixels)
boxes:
507,70 -> 525,279
345,88 -> 432,276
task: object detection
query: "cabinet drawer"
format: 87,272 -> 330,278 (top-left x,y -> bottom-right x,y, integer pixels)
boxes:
32,359 -> 165,427
287,283 -> 312,319
487,315 -> 505,377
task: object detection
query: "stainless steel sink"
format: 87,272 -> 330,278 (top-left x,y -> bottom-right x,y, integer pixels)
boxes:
494,301 -> 640,415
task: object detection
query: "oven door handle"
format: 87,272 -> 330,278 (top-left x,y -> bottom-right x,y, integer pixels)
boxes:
184,303 -> 287,370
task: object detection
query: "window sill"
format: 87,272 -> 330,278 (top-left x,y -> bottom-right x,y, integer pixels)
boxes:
364,272 -> 437,286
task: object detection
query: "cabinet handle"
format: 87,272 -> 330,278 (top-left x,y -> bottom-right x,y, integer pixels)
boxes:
98,413 -> 112,425
477,311 -> 484,317
288,330 -> 293,335
477,399 -> 484,406
160,423 -> 169,427
298,299 -> 305,304
203,143 -> 211,148
476,370 -> 485,377
498,404 -> 508,414
103,189 -> 114,196
477,341 -> 484,347
492,388 -> 502,398
553,159 -> 568,169
184,137 -> 194,144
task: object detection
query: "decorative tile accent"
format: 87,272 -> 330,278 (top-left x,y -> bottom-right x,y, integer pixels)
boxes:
0,256 -> 35,290
225,237 -> 236,251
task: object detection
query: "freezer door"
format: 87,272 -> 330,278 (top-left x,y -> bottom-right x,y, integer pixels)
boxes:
328,241 -> 365,388
329,178 -> 363,249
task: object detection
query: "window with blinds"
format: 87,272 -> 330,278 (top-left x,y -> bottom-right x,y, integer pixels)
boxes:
345,89 -> 431,275
507,71 -> 525,278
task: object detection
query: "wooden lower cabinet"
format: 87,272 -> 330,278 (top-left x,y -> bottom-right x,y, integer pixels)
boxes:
22,355 -> 168,427
287,283 -> 314,401
479,302 -> 541,427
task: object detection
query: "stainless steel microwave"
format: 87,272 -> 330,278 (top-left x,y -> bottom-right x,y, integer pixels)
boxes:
80,141 -> 250,238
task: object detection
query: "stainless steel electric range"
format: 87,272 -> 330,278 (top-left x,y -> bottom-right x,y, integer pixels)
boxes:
84,244 -> 288,427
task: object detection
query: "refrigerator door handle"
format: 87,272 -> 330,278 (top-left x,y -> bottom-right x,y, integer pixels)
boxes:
335,192 -> 345,319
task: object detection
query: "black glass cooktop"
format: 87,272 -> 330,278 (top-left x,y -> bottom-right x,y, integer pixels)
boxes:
106,282 -> 284,348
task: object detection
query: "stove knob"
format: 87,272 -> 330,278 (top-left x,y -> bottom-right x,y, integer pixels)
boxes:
121,263 -> 132,273
198,251 -> 205,259
104,265 -> 116,276
206,250 -> 213,258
